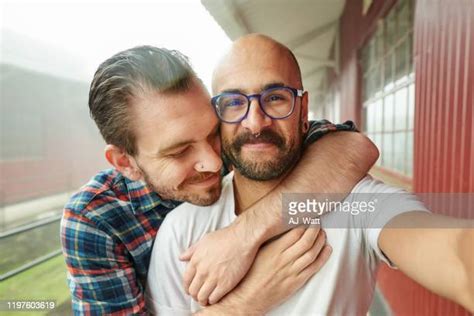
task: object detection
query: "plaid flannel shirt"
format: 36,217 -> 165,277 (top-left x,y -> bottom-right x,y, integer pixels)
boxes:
60,119 -> 356,315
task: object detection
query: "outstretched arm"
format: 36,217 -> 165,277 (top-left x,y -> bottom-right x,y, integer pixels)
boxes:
181,131 -> 379,304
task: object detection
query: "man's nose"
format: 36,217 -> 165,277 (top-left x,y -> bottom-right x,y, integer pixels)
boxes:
241,98 -> 272,134
194,143 -> 223,173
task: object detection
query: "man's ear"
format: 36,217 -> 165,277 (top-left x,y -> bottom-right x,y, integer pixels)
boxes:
104,144 -> 142,181
301,91 -> 309,133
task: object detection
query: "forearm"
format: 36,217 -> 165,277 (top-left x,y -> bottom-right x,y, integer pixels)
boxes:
458,228 -> 474,311
195,284 -> 263,316
192,273 -> 264,316
380,213 -> 474,312
195,298 -> 260,316
234,131 -> 379,244
195,228 -> 330,316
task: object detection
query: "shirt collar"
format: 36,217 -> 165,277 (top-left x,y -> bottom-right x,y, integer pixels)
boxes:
122,174 -> 178,215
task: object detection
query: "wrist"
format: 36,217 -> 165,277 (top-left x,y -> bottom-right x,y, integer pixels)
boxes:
202,293 -> 264,316
232,210 -> 276,248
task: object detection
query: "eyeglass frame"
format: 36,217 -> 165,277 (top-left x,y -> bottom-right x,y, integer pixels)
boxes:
210,86 -> 305,124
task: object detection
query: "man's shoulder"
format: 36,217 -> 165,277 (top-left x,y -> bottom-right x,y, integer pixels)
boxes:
346,175 -> 428,227
350,175 -> 406,195
64,168 -> 129,219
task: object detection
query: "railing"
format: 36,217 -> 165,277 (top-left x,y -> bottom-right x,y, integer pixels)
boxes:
0,215 -> 62,281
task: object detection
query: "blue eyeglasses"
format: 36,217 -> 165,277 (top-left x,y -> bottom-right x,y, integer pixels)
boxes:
211,86 -> 305,124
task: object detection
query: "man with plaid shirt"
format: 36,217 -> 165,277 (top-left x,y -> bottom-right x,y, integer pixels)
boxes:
61,46 -> 377,315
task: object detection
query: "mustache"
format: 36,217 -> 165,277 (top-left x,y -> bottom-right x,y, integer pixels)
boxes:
232,129 -> 285,150
184,172 -> 219,185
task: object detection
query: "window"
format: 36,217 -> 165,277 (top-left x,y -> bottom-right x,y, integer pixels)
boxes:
321,89 -> 341,123
361,0 -> 414,177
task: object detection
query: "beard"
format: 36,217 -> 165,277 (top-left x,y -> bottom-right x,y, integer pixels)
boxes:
141,170 -> 221,206
222,124 -> 303,181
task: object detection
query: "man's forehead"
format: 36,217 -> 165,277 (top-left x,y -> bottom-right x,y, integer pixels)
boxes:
217,48 -> 289,74
213,60 -> 297,94
213,40 -> 300,93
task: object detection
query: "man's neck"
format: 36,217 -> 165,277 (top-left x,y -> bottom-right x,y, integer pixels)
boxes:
233,172 -> 283,215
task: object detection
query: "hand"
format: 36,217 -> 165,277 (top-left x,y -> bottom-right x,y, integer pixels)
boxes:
179,224 -> 260,306
197,227 -> 332,315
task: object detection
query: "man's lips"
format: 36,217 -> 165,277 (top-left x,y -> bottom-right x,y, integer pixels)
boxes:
242,141 -> 277,149
243,138 -> 277,145
185,173 -> 220,186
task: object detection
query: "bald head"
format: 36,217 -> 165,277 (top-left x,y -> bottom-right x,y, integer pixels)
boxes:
212,34 -> 302,94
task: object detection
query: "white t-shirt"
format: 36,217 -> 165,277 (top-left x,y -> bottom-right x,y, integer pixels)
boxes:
146,174 -> 428,315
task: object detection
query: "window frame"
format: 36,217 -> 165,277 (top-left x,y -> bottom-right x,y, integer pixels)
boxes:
361,0 -> 415,183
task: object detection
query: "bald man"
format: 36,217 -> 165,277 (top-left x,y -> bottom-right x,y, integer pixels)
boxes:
146,34 -> 474,315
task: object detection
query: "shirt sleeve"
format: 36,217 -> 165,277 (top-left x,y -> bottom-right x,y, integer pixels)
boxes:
145,215 -> 193,316
304,119 -> 358,147
352,177 -> 430,268
61,208 -> 147,315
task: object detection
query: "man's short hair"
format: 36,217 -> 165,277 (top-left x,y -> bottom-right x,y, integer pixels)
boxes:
89,45 -> 196,156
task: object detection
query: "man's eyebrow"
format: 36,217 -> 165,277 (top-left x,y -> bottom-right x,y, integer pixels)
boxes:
219,82 -> 286,95
220,88 -> 243,94
262,82 -> 286,91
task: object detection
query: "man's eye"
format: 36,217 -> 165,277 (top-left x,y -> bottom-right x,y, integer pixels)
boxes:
168,147 -> 189,158
266,94 -> 285,102
224,99 -> 245,107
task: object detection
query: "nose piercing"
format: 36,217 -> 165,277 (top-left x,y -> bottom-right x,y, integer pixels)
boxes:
254,132 -> 261,138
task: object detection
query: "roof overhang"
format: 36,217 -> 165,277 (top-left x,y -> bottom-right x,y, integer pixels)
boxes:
201,0 -> 346,100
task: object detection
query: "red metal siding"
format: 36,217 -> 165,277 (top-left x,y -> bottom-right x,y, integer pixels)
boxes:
378,0 -> 473,314
338,0 -> 473,314
413,0 -> 473,194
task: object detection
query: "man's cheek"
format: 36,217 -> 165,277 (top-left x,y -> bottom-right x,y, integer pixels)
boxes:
173,164 -> 199,189
214,138 -> 222,156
